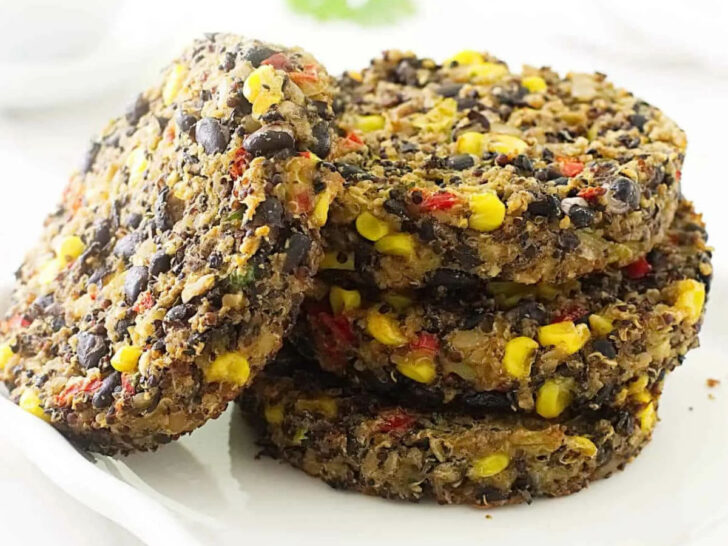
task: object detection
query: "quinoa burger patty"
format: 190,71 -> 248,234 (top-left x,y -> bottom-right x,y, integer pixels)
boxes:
0,34 -> 343,454
295,200 -> 710,415
240,361 -> 658,507
322,50 -> 686,289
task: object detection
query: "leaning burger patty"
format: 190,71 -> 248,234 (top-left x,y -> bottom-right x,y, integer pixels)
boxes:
0,33 -> 344,454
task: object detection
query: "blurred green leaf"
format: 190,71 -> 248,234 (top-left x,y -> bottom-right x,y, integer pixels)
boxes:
287,0 -> 415,26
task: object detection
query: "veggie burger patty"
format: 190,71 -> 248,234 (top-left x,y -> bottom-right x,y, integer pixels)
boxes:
0,34 -> 343,454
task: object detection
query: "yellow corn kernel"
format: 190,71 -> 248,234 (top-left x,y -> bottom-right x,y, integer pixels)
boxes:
485,134 -> 528,157
38,258 -> 61,285
471,453 -> 510,478
320,251 -> 355,271
502,336 -> 539,379
588,314 -> 614,336
243,65 -> 283,117
627,375 -> 649,396
243,65 -> 275,102
296,396 -> 338,418
163,63 -> 188,105
329,286 -> 361,315
292,427 -> 308,445
468,62 -> 508,84
410,98 -> 457,133
537,321 -> 590,355
366,310 -> 408,346
632,390 -> 652,404
111,345 -> 143,373
673,279 -> 706,324
311,190 -> 333,227
522,76 -> 548,93
447,50 -> 485,66
395,352 -> 437,384
355,114 -> 386,132
637,401 -> 657,432
205,351 -> 250,386
567,436 -> 598,457
456,131 -> 486,156
468,193 -> 506,232
56,236 -> 85,266
126,147 -> 148,188
264,404 -> 284,425
382,292 -> 413,312
374,233 -> 415,258
19,389 -> 49,421
536,378 -> 574,418
0,343 -> 14,370
346,70 -> 363,82
355,211 -> 390,242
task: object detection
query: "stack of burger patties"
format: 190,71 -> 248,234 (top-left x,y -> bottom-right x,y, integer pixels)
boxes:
239,49 -> 712,506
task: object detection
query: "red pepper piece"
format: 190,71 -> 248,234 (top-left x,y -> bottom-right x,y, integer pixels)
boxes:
378,411 -> 416,433
120,374 -> 135,396
56,377 -> 102,406
344,131 -> 364,148
8,314 -> 31,329
624,256 -> 652,279
419,191 -> 460,212
229,147 -> 250,179
409,332 -> 440,353
133,291 -> 155,314
317,312 -> 356,345
261,52 -> 292,71
290,64 -> 318,85
551,305 -> 588,324
577,186 -> 606,202
557,157 -> 584,177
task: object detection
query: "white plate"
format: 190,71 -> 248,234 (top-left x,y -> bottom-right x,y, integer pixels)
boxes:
1,277 -> 727,546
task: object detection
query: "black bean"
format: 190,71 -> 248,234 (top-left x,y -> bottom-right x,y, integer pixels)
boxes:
615,410 -> 635,435
460,391 -> 513,411
383,195 -> 409,217
513,154 -> 533,173
125,94 -> 149,126
568,205 -> 595,228
542,148 -> 555,162
426,268 -> 480,290
195,117 -> 230,155
124,266 -> 149,305
609,177 -> 640,211
436,83 -> 463,97
243,127 -> 295,157
446,154 -> 475,171
241,44 -> 277,67
92,220 -> 112,247
148,251 -> 172,277
252,198 -> 284,227
113,232 -> 141,260
456,97 -> 479,110
535,167 -> 562,181
81,142 -> 100,173
76,332 -> 108,369
282,232 -> 312,273
552,176 -> 570,186
165,304 -> 195,323
528,195 -> 561,218
592,338 -> 617,359
505,301 -> 547,324
628,114 -> 647,131
92,372 -> 120,408
310,121 -> 331,158
417,219 -> 436,242
126,212 -> 143,229
557,231 -> 580,251
336,163 -> 368,181
221,51 -> 236,71
176,112 -> 198,134
399,141 -> 418,153
154,187 -> 172,232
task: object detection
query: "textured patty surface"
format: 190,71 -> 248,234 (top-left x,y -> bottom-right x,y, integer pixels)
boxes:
0,34 -> 343,454
294,200 -> 711,414
240,362 -> 658,506
323,50 -> 686,288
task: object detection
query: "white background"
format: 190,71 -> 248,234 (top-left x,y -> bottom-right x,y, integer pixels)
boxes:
0,1 -> 726,544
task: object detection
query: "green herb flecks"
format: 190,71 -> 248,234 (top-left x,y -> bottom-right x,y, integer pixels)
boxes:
286,0 -> 415,26
227,267 -> 255,291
